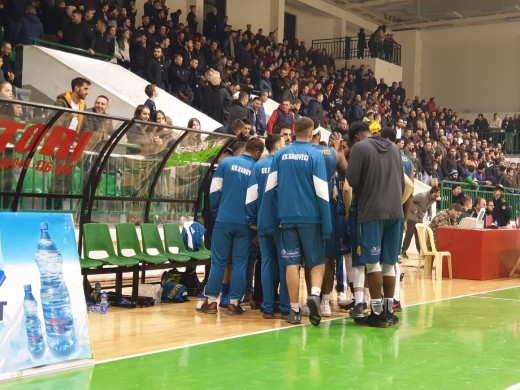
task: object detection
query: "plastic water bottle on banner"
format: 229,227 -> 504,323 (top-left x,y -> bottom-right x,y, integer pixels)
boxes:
99,292 -> 109,314
35,222 -> 76,354
23,285 -> 45,357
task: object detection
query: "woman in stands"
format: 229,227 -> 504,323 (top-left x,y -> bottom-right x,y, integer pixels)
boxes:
116,28 -> 132,69
0,81 -> 14,118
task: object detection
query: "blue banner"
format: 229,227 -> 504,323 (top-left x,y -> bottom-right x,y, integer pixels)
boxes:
0,213 -> 92,379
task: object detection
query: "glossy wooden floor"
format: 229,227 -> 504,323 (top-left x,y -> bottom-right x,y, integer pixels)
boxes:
88,256 -> 520,362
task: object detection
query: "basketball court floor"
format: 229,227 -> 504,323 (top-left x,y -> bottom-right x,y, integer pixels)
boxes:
3,268 -> 520,390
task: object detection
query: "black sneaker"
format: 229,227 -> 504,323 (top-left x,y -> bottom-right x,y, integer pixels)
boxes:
384,309 -> 400,325
339,300 -> 355,312
353,316 -> 368,326
227,303 -> 245,315
307,295 -> 321,326
280,311 -> 291,320
250,301 -> 262,310
197,298 -> 218,314
262,311 -> 275,319
349,303 -> 365,318
365,311 -> 389,328
285,309 -> 301,324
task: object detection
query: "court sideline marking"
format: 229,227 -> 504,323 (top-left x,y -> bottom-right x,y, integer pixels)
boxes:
95,283 -> 520,366
468,296 -> 520,303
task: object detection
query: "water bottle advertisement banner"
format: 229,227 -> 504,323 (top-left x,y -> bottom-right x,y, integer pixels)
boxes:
0,213 -> 92,379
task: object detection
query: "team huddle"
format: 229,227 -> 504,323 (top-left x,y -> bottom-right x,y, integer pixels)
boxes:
199,117 -> 412,328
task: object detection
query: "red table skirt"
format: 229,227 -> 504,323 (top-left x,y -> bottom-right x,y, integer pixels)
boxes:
436,227 -> 520,280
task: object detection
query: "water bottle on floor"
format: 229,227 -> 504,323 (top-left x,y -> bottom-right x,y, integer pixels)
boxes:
23,284 -> 45,357
35,222 -> 76,355
99,292 -> 108,314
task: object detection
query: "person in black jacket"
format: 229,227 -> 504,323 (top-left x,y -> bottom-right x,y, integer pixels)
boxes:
201,69 -> 224,123
63,9 -> 95,53
130,33 -> 149,77
226,91 -> 249,126
93,19 -> 115,56
146,46 -> 168,90
169,54 -> 191,102
187,58 -> 203,109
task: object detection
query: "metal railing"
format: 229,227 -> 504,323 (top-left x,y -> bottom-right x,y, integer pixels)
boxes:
31,38 -> 114,62
478,128 -> 520,154
311,36 -> 401,66
440,180 -> 520,220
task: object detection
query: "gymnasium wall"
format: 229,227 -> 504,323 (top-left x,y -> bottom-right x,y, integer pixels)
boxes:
395,21 -> 520,116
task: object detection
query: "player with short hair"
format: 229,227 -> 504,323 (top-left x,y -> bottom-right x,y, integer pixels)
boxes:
261,117 -> 332,326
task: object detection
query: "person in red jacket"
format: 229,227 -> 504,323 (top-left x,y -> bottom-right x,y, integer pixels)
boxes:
266,100 -> 294,135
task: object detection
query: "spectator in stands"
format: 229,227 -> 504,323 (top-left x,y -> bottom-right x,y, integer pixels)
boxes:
489,113 -> 502,128
186,5 -> 198,34
475,162 -> 494,186
357,28 -> 366,59
0,42 -> 15,85
429,203 -> 463,242
93,19 -> 115,57
233,66 -> 254,93
187,58 -> 203,109
201,69 -> 223,123
115,28 -> 132,69
226,90 -> 249,126
13,4 -> 44,46
130,33 -> 148,77
63,9 -> 95,54
215,118 -> 248,141
169,54 -> 192,103
451,183 -> 465,205
307,92 -> 324,124
282,81 -> 298,105
473,113 -> 489,132
48,77 -> 90,210
266,99 -> 294,135
499,167 -> 515,188
143,83 -> 158,121
146,46 -> 168,91
3,0 -> 26,44
246,96 -> 262,135
441,147 -> 458,179
82,95 -> 114,153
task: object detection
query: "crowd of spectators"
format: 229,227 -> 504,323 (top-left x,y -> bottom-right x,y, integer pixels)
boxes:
0,0 -> 519,195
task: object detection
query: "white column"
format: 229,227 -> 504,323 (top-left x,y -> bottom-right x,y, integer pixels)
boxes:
394,29 -> 422,98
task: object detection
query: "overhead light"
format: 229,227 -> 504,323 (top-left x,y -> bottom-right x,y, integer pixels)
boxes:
452,11 -> 463,18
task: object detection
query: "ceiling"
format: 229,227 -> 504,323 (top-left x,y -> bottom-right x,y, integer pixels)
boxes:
324,0 -> 520,30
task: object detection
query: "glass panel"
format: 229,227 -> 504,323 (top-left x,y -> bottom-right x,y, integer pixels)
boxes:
0,100 -> 235,227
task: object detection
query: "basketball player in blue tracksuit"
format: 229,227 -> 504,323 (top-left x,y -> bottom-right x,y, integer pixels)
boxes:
310,127 -> 337,317
245,134 -> 290,319
199,138 -> 265,315
262,117 -> 332,326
